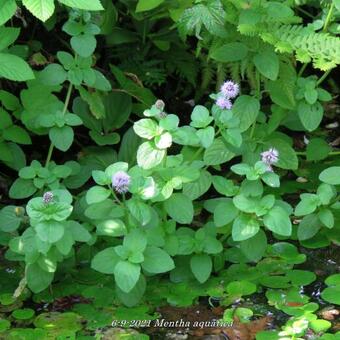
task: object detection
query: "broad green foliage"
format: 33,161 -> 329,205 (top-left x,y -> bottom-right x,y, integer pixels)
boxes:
0,0 -> 339,338
21,0 -> 103,21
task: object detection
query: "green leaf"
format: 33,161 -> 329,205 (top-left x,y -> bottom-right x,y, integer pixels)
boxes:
226,280 -> 257,296
103,92 -> 131,129
286,269 -> 316,286
136,0 -> 165,12
123,229 -> 147,253
85,200 -> 124,220
319,167 -> 340,185
214,200 -> 238,227
9,178 -> 37,199
261,172 -> 280,188
253,48 -> 279,80
49,126 -> 74,152
59,0 -> 104,10
0,0 -> 17,26
0,206 -> 22,232
183,170 -> 212,200
232,95 -> 260,132
190,105 -> 213,128
318,208 -> 334,229
133,119 -> 160,140
0,27 -> 20,52
35,220 -> 65,243
164,193 -> 194,224
295,194 -> 319,216
154,132 -> 172,149
71,34 -> 97,58
317,183 -> 336,206
203,138 -> 235,165
3,125 -> 31,144
0,53 -> 34,81
321,286 -> 340,305
114,260 -> 140,293
298,101 -> 323,131
309,320 -> 331,333
211,42 -> 248,62
118,127 -> 141,164
39,64 -> 67,86
97,219 -> 127,237
26,263 -> 54,293
306,138 -> 331,161
22,0 -> 55,21
110,65 -> 156,107
197,126 -> 215,148
240,230 -> 267,262
86,186 -> 111,204
263,206 -> 292,236
126,199 -> 152,226
190,254 -> 212,283
297,214 -> 320,241
12,308 -> 35,320
267,63 -> 296,110
304,88 -> 318,104
232,214 -> 259,241
137,141 -> 165,170
142,246 -> 174,273
178,1 -> 226,39
91,247 -> 120,274
116,275 -> 146,307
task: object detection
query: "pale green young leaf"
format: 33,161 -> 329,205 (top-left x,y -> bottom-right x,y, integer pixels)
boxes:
26,263 -> 54,293
22,0 -> 55,21
0,0 -> 17,25
190,254 -> 212,283
49,126 -> 74,152
91,247 -> 120,274
0,53 -> 34,81
114,260 -> 141,293
59,0 -> 104,10
142,246 -> 174,273
136,0 -> 165,12
164,193 -> 194,224
263,206 -> 292,236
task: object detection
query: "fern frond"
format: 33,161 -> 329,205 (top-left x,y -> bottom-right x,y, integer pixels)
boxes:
261,24 -> 340,70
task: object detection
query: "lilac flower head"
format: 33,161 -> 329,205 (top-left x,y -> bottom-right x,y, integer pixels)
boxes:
220,80 -> 239,99
155,99 -> 165,111
43,192 -> 54,204
261,148 -> 279,167
158,111 -> 167,119
112,171 -> 130,194
216,97 -> 232,110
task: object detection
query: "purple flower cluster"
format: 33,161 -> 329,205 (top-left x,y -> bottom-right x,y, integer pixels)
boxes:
43,191 -> 54,204
221,81 -> 239,99
261,148 -> 279,172
216,80 -> 239,110
112,171 -> 131,194
216,97 -> 232,110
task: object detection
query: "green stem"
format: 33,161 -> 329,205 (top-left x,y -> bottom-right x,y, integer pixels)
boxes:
44,83 -> 73,168
296,6 -> 315,19
250,71 -> 261,139
323,3 -> 334,32
298,63 -> 308,77
44,143 -> 54,167
316,69 -> 332,86
62,83 -> 73,115
296,151 -> 340,156
189,147 -> 204,164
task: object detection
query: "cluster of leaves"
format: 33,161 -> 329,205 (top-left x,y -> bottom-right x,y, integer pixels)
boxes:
0,0 -> 339,339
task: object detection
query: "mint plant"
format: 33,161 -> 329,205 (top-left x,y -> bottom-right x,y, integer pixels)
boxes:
0,0 -> 339,338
